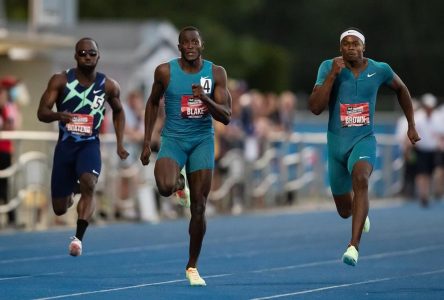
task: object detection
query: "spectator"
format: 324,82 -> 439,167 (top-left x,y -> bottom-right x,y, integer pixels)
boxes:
212,79 -> 246,214
395,98 -> 420,199
432,97 -> 444,201
278,90 -> 297,133
414,93 -> 439,207
116,90 -> 145,220
0,76 -> 22,226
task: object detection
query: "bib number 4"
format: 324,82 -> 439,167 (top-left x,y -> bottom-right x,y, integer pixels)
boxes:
200,77 -> 212,94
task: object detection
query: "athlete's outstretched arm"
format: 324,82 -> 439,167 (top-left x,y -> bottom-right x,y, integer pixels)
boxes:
388,74 -> 421,145
140,64 -> 168,166
308,57 -> 344,115
192,65 -> 231,125
37,73 -> 73,123
106,78 -> 129,160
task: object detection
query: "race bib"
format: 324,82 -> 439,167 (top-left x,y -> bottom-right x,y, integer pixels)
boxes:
66,114 -> 94,136
200,77 -> 212,94
340,102 -> 370,127
181,95 -> 208,119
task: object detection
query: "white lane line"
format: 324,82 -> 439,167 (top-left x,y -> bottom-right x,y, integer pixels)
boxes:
249,268 -> 444,300
28,244 -> 444,299
364,244 -> 444,260
251,244 -> 444,273
0,272 -> 63,282
31,274 -> 232,300
0,230 -> 301,264
0,242 -> 187,264
1,226 -> 439,265
2,243 -> 442,284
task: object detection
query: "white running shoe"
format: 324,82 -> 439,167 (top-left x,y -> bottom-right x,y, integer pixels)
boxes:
363,216 -> 370,233
69,236 -> 82,257
342,245 -> 359,266
186,267 -> 206,286
175,168 -> 190,208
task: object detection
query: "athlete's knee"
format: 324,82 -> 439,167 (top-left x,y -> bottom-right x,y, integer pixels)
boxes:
337,208 -> 352,219
52,197 -> 71,215
352,172 -> 369,191
157,182 -> 175,197
53,206 -> 67,216
191,201 -> 206,217
80,181 -> 95,196
333,194 -> 352,218
79,176 -> 96,196
155,176 -> 177,197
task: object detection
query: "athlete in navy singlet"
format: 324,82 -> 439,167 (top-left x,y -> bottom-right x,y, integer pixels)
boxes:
38,38 -> 129,256
309,28 -> 420,266
140,26 -> 231,286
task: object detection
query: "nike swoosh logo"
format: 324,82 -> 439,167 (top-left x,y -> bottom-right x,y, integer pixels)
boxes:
93,90 -> 101,94
367,73 -> 376,78
359,156 -> 370,159
92,169 -> 99,175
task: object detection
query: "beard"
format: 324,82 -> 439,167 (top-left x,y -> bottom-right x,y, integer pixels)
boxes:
78,63 -> 97,73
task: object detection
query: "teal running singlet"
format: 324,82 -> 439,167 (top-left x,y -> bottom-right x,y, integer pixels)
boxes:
315,58 -> 394,144
57,68 -> 106,142
162,58 -> 214,138
315,58 -> 395,195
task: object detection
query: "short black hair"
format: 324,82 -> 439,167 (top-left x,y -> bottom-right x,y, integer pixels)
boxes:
178,26 -> 202,43
75,37 -> 99,50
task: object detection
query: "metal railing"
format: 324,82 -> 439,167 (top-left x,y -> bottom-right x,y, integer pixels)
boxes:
209,131 -> 403,208
1,130 -> 404,229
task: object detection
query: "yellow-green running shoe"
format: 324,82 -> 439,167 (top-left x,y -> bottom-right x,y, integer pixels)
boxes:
363,216 -> 370,233
342,245 -> 359,266
186,267 -> 206,286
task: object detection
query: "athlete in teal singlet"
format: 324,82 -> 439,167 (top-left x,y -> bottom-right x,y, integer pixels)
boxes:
38,38 -> 128,256
140,26 -> 231,286
309,28 -> 420,266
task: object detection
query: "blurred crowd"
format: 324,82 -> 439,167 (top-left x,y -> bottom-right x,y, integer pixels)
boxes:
0,75 -> 29,228
103,80 -> 299,221
1,74 -> 443,228
212,80 -> 298,214
396,93 -> 444,207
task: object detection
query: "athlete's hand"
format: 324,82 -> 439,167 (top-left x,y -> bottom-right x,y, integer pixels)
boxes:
192,84 -> 204,99
331,56 -> 345,76
140,146 -> 152,166
407,126 -> 421,145
58,112 -> 73,124
117,145 -> 129,160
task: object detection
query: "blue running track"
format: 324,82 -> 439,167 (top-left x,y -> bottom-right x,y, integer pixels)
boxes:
1,201 -> 443,299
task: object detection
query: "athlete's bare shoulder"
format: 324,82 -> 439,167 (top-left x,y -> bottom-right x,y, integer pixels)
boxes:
155,62 -> 171,86
104,76 -> 120,97
46,71 -> 68,91
51,71 -> 68,84
211,64 -> 228,82
156,62 -> 170,76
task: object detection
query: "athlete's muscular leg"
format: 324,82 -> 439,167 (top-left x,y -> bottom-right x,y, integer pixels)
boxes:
349,160 -> 372,249
52,196 -> 73,216
333,193 -> 353,219
76,172 -> 98,220
186,169 -> 212,269
154,158 -> 182,197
